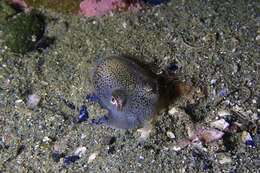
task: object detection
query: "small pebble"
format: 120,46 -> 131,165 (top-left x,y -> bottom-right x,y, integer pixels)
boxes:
42,136 -> 51,143
170,139 -> 191,151
210,79 -> 217,85
74,147 -> 87,156
218,153 -> 232,164
191,138 -> 205,150
102,136 -> 116,145
107,146 -> 116,154
190,127 -> 224,143
27,94 -> 41,107
210,119 -> 229,130
91,117 -> 106,125
166,131 -> 176,139
88,152 -> 98,163
168,107 -> 178,115
218,109 -> 231,117
241,131 -> 252,143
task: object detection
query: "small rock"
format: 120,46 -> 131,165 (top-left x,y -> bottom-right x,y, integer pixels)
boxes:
42,136 -> 51,143
218,109 -> 231,117
218,153 -> 232,164
241,131 -> 252,143
210,79 -> 217,85
54,141 -> 68,153
255,35 -> 260,41
210,119 -> 229,130
107,146 -> 116,154
102,136 -> 116,145
74,147 -> 87,156
166,131 -> 175,139
27,94 -> 41,107
168,107 -> 178,115
137,125 -> 152,141
88,152 -> 98,163
231,37 -> 240,47
193,127 -> 225,143
169,139 -> 191,151
191,138 -> 206,151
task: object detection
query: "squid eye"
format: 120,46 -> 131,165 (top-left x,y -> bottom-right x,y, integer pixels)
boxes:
111,97 -> 117,105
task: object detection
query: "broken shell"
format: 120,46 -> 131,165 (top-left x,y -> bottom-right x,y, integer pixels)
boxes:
166,131 -> 176,139
88,152 -> 98,163
196,128 -> 224,143
256,35 -> 260,41
241,131 -> 252,143
74,147 -> 87,156
169,139 -> 191,151
168,107 -> 178,115
27,94 -> 41,107
218,109 -> 231,117
218,153 -> 232,164
210,119 -> 229,130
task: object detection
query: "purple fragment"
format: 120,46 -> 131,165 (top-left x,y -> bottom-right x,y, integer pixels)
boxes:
62,98 -> 75,110
91,117 -> 106,125
64,155 -> 80,164
52,153 -> 63,163
166,63 -> 178,72
86,94 -> 99,102
203,164 -> 212,170
245,140 -> 255,147
78,105 -> 89,123
163,63 -> 178,80
219,90 -> 227,96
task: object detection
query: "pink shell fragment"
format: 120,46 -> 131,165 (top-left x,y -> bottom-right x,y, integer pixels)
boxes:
170,126 -> 225,151
196,129 -> 225,143
79,0 -> 145,18
10,0 -> 27,8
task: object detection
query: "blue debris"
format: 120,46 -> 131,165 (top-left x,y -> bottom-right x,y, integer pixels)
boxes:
219,90 -> 227,96
245,140 -> 255,147
62,98 -> 75,110
86,94 -> 99,102
143,0 -> 168,5
78,105 -> 89,123
91,117 -> 106,125
192,151 -> 200,157
64,155 -> 80,165
60,155 -> 80,171
203,164 -> 212,170
166,63 -> 178,72
52,153 -> 63,163
210,79 -> 218,85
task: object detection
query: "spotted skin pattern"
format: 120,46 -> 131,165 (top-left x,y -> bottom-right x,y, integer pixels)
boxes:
92,56 -> 159,129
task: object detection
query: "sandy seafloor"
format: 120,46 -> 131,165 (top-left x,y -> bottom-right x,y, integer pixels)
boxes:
0,0 -> 259,172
